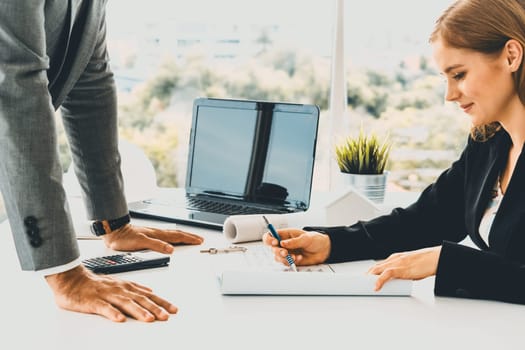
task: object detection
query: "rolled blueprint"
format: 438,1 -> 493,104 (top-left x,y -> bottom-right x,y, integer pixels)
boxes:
223,214 -> 289,243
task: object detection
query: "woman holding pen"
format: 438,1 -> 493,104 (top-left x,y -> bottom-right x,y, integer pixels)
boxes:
264,0 -> 525,305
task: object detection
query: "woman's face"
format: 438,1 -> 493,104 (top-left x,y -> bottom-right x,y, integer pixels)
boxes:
432,38 -> 518,126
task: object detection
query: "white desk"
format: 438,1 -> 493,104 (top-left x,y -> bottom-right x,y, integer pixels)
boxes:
1,191 -> 524,350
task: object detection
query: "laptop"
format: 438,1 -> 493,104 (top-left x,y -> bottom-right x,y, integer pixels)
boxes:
128,97 -> 320,230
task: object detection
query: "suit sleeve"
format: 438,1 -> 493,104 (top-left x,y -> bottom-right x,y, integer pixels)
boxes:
305,138 -> 472,263
0,2 -> 79,270
435,241 -> 525,304
59,6 -> 128,220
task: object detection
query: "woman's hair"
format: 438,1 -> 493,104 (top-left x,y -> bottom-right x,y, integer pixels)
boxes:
430,0 -> 525,141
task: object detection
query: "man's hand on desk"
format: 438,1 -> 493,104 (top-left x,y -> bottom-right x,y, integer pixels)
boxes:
44,224 -> 203,322
45,265 -> 177,322
102,224 -> 204,254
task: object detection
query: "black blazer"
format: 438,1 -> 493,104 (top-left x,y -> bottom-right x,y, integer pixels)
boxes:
305,129 -> 525,304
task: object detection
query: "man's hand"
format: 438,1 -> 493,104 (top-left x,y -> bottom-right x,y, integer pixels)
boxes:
367,246 -> 442,291
102,224 -> 204,254
45,265 -> 177,322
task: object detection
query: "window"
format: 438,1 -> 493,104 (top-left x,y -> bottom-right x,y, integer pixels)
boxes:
0,1 -> 469,223
105,0 -> 333,190
341,0 -> 468,191
103,0 -> 467,195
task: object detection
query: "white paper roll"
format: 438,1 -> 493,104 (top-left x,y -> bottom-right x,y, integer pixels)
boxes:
222,214 -> 289,243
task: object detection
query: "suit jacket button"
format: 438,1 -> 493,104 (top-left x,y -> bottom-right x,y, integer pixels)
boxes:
30,236 -> 42,247
24,216 -> 38,227
26,227 -> 40,237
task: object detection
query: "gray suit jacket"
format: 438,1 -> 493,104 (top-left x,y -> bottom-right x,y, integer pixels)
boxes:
0,0 -> 128,270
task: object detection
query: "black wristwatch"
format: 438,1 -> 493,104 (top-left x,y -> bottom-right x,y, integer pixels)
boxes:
90,214 -> 131,236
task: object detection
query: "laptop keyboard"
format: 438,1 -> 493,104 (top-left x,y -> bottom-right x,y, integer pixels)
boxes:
186,197 -> 283,216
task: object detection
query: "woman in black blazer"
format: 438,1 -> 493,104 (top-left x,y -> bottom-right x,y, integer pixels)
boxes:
264,0 -> 525,305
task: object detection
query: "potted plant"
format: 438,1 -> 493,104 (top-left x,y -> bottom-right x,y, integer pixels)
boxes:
335,127 -> 392,203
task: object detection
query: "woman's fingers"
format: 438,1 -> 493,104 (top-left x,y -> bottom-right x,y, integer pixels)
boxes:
374,268 -> 396,291
368,246 -> 442,290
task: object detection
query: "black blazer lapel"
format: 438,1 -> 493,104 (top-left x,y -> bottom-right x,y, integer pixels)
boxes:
489,145 -> 525,261
466,131 -> 510,250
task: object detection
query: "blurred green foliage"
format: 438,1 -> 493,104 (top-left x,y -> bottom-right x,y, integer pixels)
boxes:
53,48 -> 469,192
0,49 -> 471,221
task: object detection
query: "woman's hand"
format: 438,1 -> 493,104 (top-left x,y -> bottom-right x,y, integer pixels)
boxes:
103,224 -> 204,254
262,228 -> 331,266
368,246 -> 442,291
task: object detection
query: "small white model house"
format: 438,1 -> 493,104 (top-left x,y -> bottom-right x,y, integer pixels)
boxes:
324,187 -> 390,226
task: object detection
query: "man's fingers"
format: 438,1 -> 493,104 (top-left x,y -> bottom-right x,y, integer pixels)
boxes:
133,228 -> 204,253
75,289 -> 172,323
91,299 -> 127,322
139,236 -> 176,254
147,294 -> 179,314
98,284 -> 176,322
124,279 -> 177,314
142,227 -> 204,245
129,294 -> 170,321
47,266 -> 178,323
108,294 -> 156,322
128,280 -> 154,293
167,230 -> 204,245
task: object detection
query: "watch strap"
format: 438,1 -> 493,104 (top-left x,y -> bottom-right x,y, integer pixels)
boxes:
91,214 -> 131,236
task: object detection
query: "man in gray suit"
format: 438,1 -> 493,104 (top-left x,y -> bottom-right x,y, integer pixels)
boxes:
0,1 -> 204,322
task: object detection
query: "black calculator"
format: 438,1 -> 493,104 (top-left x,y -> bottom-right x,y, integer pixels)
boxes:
82,252 -> 170,274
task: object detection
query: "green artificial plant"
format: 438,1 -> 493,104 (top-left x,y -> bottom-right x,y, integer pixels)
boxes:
335,128 -> 392,175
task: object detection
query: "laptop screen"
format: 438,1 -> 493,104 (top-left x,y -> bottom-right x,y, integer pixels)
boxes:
186,98 -> 319,210
189,104 -> 258,196
261,108 -> 318,208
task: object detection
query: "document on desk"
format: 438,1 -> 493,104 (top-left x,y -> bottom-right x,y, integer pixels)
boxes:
218,247 -> 413,296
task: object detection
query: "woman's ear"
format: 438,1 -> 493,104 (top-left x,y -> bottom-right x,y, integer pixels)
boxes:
505,39 -> 523,72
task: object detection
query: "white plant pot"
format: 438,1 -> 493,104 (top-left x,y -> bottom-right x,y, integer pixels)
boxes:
341,172 -> 388,204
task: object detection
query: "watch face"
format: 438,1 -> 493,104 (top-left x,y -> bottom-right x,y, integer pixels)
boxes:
90,215 -> 130,236
90,221 -> 105,236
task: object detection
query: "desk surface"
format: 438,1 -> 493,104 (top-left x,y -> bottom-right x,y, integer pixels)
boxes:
1,191 -> 524,350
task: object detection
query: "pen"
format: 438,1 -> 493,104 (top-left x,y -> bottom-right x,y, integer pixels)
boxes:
262,215 -> 298,272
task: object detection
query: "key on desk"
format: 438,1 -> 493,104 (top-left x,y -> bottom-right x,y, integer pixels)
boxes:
200,246 -> 247,254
